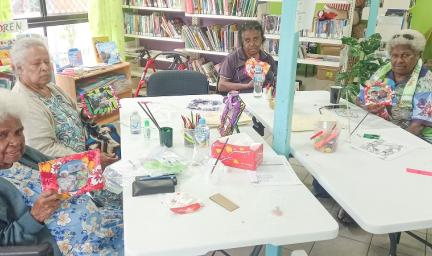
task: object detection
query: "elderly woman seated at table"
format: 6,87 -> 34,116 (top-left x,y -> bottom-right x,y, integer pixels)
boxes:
217,21 -> 277,93
356,29 -> 432,143
0,89 -> 124,255
10,37 -> 119,166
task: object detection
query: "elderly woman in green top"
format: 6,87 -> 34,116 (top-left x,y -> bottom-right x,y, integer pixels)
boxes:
357,29 -> 432,142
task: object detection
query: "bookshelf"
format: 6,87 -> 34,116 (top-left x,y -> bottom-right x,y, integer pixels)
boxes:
124,34 -> 184,42
184,13 -> 259,21
121,5 -> 183,12
55,62 -> 132,124
260,0 -> 354,73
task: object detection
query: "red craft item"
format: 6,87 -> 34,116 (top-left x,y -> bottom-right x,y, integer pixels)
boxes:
211,139 -> 263,171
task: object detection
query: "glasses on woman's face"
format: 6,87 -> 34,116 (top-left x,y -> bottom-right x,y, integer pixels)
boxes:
392,34 -> 414,40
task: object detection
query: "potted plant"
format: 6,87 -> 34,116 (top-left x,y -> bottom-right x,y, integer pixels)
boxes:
336,33 -> 388,102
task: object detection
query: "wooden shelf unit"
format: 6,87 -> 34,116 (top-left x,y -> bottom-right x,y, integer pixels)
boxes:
55,62 -> 132,124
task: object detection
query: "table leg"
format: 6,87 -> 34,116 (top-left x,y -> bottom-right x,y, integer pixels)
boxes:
265,245 -> 282,256
250,245 -> 263,256
388,232 -> 401,256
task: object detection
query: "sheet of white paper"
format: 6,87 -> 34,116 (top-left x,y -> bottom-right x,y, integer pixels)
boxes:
248,156 -> 302,186
350,129 -> 417,160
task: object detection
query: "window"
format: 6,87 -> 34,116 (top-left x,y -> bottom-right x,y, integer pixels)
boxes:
11,0 -> 93,66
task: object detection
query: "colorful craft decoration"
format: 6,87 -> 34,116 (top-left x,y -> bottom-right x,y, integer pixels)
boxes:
38,149 -> 104,200
364,79 -> 394,120
245,57 -> 270,80
219,91 -> 246,136
210,139 -> 263,171
80,84 -> 120,118
187,98 -> 222,111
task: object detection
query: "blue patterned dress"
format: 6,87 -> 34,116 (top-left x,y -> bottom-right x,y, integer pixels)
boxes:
40,92 -> 86,153
0,163 -> 124,256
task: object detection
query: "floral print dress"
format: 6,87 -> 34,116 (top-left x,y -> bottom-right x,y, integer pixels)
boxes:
0,162 -> 124,256
40,92 -> 86,153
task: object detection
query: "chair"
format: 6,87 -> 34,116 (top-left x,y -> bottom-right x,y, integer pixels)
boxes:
0,242 -> 53,256
146,70 -> 209,97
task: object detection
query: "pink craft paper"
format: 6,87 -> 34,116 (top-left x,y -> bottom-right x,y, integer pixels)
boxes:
406,168 -> 432,176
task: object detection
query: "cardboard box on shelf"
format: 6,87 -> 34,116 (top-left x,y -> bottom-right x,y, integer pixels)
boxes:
317,66 -> 340,81
320,44 -> 343,56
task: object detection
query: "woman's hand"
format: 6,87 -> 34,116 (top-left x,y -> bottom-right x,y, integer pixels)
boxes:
365,103 -> 385,114
31,190 -> 61,223
101,153 -> 118,169
245,80 -> 254,90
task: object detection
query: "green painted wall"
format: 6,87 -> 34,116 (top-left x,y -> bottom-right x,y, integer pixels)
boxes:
410,0 -> 432,60
269,3 -> 282,15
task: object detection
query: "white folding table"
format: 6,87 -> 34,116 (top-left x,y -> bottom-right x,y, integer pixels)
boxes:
241,91 -> 432,255
120,95 -> 338,256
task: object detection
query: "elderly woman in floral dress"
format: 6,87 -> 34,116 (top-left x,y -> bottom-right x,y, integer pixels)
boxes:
0,89 -> 123,255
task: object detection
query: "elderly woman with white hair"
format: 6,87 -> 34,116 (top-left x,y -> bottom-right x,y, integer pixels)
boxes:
10,37 -> 119,165
0,88 -> 124,255
357,29 -> 432,142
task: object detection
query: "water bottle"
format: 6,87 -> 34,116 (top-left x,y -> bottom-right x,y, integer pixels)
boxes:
253,65 -> 264,97
194,118 -> 210,147
130,111 -> 141,134
143,119 -> 151,139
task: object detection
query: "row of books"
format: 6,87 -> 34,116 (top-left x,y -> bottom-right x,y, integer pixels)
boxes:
188,58 -> 218,84
123,0 -> 181,8
263,15 -> 281,35
297,44 -> 308,59
300,18 -> 349,40
76,74 -> 130,100
182,24 -> 239,53
124,13 -> 183,38
185,0 -> 258,17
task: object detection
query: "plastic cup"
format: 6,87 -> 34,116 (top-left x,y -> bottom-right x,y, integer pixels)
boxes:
159,127 -> 173,148
183,128 -> 195,148
330,85 -> 342,104
312,121 -> 340,153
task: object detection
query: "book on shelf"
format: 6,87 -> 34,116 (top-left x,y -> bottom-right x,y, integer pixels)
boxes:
95,42 -> 121,65
182,24 -> 239,53
123,0 -> 182,8
185,0 -> 258,17
0,77 -> 12,90
92,36 -> 109,63
300,18 -> 348,40
263,39 -> 279,57
124,12 -> 183,39
263,15 -> 281,35
297,44 -> 308,59
0,39 -> 14,66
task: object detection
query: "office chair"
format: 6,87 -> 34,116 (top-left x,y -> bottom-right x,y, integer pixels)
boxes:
0,242 -> 53,256
146,70 -> 209,97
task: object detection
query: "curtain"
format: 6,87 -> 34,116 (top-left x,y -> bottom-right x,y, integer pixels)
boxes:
0,0 -> 12,40
88,0 -> 125,59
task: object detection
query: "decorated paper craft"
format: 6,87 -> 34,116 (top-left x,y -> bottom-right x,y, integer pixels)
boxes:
245,58 -> 270,80
80,84 -> 120,118
211,139 -> 263,171
38,149 -> 104,200
412,92 -> 432,122
364,80 -> 393,106
219,91 -> 246,136
350,134 -> 409,160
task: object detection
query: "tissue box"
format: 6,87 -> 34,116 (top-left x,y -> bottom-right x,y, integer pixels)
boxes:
211,140 -> 263,170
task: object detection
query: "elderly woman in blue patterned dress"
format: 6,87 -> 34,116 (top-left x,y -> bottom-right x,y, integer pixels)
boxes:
357,29 -> 432,142
10,37 -> 118,166
0,89 -> 124,255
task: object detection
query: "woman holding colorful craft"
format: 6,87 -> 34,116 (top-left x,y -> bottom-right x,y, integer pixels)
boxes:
217,21 -> 277,93
0,89 -> 124,255
10,37 -> 120,165
356,29 -> 432,143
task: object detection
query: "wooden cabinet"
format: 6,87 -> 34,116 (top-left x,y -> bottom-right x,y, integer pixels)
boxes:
55,62 -> 132,124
